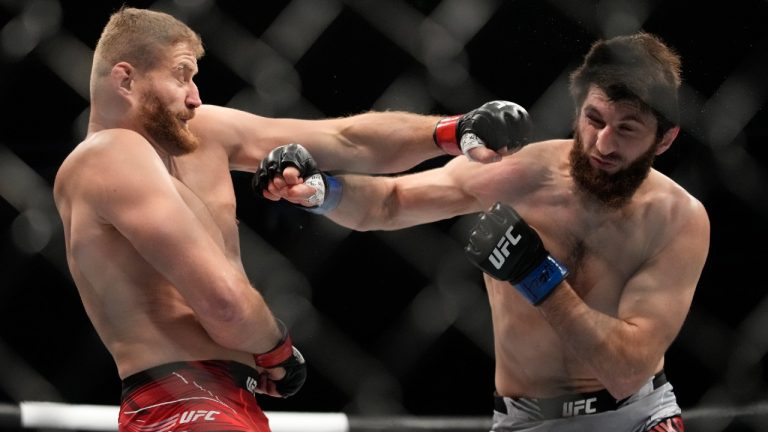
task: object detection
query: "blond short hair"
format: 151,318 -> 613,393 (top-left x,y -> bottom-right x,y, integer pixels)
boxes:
92,6 -> 204,78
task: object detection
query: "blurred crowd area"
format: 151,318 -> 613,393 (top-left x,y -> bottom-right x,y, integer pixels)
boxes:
1,0 -> 767,431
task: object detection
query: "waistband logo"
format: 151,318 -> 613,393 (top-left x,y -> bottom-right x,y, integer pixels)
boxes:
246,376 -> 259,396
562,397 -> 597,417
179,410 -> 220,423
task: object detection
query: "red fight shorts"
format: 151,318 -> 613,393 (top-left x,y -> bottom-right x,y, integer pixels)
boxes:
119,360 -> 270,432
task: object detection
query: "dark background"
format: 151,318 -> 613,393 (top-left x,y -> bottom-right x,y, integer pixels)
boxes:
1,0 -> 767,431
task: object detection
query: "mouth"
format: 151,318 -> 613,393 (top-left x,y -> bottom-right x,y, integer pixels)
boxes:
178,110 -> 196,126
590,155 -> 617,171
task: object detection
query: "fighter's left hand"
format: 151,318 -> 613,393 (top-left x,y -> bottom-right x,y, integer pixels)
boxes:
262,166 -> 316,205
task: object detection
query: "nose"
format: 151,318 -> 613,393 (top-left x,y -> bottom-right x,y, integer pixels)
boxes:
594,125 -> 616,155
186,81 -> 202,109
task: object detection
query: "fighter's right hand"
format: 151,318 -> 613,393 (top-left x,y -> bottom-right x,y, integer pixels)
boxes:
251,143 -> 342,214
253,319 -> 307,398
433,100 -> 532,163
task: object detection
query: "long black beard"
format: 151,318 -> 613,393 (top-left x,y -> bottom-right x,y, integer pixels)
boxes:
569,130 -> 658,208
139,92 -> 199,156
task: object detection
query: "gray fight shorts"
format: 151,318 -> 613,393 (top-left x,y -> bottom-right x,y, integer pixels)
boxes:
491,372 -> 684,431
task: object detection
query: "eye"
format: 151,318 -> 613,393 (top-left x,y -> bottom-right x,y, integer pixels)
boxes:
175,65 -> 194,84
586,115 -> 604,128
617,123 -> 638,134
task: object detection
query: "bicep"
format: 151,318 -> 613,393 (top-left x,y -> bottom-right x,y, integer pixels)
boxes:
104,177 -> 196,265
91,147 -> 236,295
192,105 -> 346,172
618,214 -> 710,352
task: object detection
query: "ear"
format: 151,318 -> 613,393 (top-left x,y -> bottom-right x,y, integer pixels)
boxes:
111,62 -> 134,95
655,125 -> 679,155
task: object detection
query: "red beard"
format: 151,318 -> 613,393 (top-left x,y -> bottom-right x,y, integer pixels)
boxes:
139,92 -> 199,156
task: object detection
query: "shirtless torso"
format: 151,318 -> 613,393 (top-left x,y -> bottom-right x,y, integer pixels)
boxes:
407,138 -> 705,401
479,140 -> 704,397
54,114 -> 253,379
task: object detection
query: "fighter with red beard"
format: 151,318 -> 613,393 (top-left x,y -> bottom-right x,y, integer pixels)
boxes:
52,6 -> 526,432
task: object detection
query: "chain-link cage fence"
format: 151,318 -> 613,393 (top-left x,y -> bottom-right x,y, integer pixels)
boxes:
1,0 -> 767,431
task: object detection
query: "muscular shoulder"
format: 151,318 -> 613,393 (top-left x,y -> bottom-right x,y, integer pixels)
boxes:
515,139 -> 571,174
644,170 -> 708,221
61,129 -> 155,176
192,105 -> 272,146
637,170 -> 710,252
55,129 -> 163,204
443,139 -> 571,206
489,139 -> 568,183
190,104 -> 280,169
518,139 -> 572,157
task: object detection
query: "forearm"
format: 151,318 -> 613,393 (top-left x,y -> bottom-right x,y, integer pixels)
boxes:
313,99 -> 533,171
324,174 -> 399,230
538,283 -> 662,399
325,170 -> 470,231
195,278 -> 283,354
315,112 -> 444,174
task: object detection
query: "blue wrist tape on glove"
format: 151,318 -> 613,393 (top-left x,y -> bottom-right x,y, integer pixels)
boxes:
515,255 -> 569,305
305,174 -> 342,215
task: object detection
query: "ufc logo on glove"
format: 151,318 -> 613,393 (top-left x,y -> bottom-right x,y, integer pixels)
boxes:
489,226 -> 522,269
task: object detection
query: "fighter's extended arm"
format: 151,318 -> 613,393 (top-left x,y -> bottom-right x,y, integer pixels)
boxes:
192,100 -> 530,176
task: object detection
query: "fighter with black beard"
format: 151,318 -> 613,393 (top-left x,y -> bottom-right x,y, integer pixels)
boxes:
256,32 -> 709,432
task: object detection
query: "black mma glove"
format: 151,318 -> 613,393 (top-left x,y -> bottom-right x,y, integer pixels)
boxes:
433,100 -> 532,156
465,202 -> 568,305
252,143 -> 342,214
253,319 -> 307,398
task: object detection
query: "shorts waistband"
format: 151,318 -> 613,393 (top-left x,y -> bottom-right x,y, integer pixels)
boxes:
494,371 -> 668,419
121,360 -> 260,400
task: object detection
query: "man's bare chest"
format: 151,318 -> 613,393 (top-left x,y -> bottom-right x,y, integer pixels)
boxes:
170,157 -> 240,255
523,207 -> 649,306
